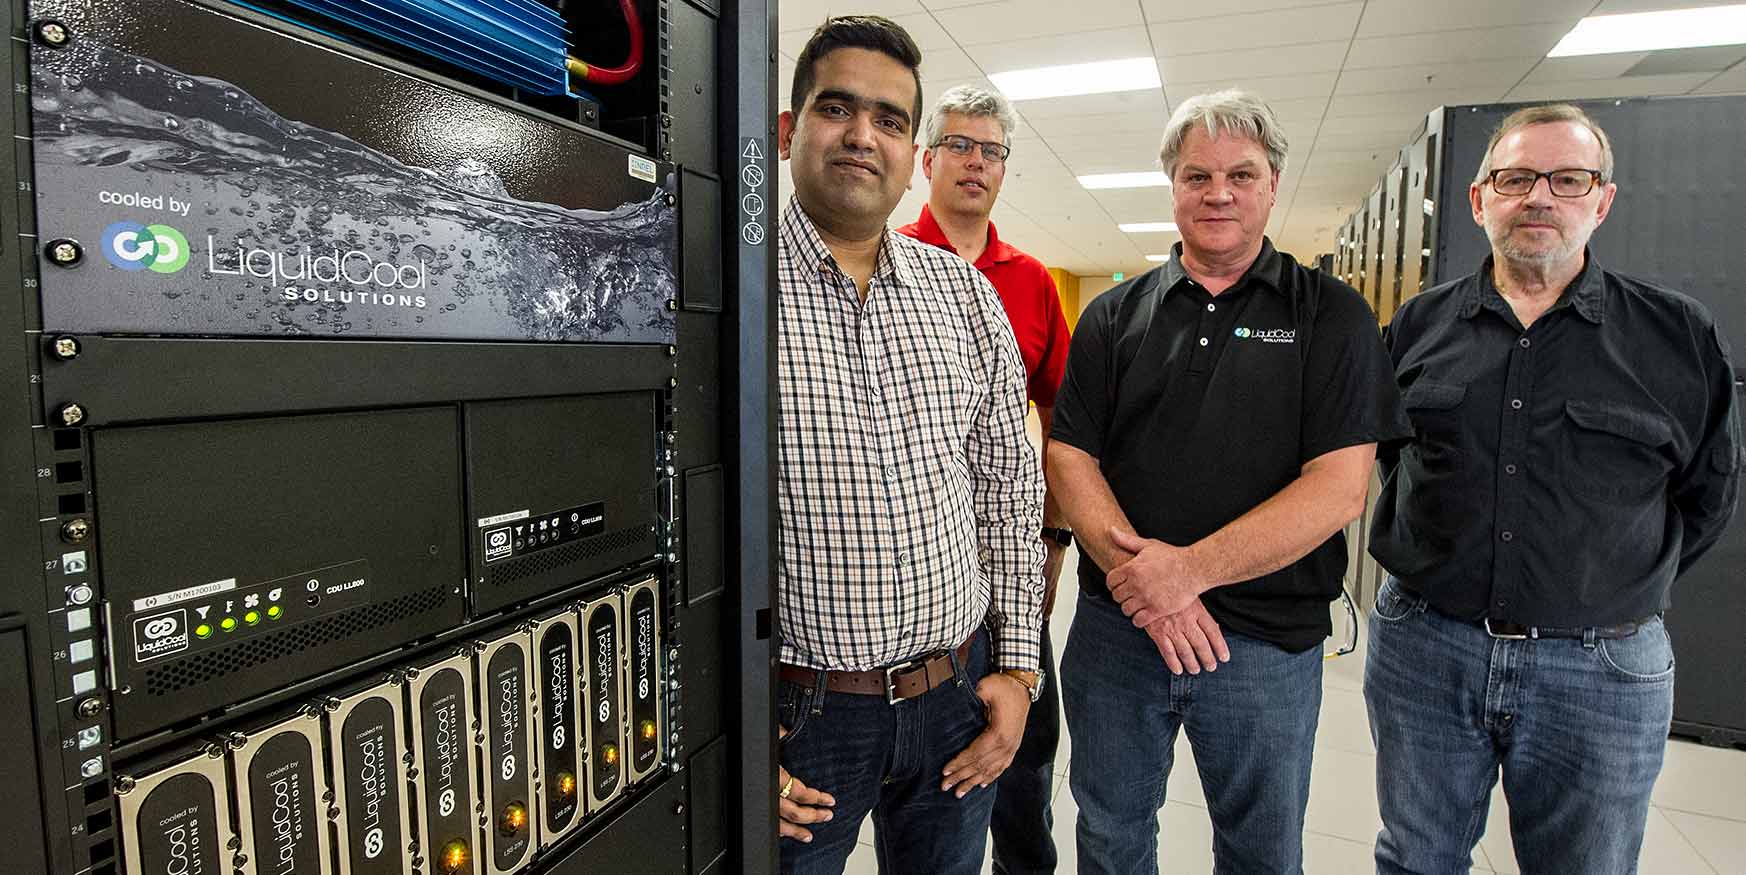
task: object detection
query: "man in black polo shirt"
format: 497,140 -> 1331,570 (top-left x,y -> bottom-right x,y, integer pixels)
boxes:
1366,104 -> 1741,874
1048,89 -> 1409,874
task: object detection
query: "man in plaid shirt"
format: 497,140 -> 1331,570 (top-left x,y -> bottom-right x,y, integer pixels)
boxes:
772,15 -> 1046,875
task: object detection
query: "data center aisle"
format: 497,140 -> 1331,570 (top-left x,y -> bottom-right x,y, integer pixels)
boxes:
838,545 -> 1746,875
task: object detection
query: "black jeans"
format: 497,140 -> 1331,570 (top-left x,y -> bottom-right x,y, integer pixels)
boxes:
991,622 -> 1060,875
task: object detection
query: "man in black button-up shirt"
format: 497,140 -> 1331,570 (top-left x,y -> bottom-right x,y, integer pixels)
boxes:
1049,89 -> 1410,874
1367,104 -> 1742,874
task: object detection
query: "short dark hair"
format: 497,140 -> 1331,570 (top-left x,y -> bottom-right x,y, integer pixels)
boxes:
790,16 -> 923,139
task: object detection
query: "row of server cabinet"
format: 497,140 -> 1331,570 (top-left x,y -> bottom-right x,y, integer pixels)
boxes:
118,581 -> 666,875
1331,95 -> 1746,749
1,0 -> 781,872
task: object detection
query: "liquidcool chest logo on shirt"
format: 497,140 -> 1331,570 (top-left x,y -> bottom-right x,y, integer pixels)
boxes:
1234,326 -> 1296,344
101,221 -> 190,273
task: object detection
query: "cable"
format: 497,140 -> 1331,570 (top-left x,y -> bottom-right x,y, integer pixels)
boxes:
566,0 -> 643,86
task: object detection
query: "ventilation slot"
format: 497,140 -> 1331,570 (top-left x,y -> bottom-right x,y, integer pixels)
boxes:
142,586 -> 447,695
487,525 -> 650,588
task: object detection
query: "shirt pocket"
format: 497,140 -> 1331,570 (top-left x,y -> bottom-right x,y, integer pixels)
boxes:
1558,399 -> 1677,502
1400,380 -> 1467,475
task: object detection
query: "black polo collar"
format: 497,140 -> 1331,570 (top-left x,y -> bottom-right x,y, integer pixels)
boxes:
1160,238 -> 1287,299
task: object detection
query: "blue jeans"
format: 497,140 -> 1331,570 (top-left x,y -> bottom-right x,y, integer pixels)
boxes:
1365,577 -> 1675,875
991,622 -> 1059,875
1062,592 -> 1323,875
777,632 -> 994,875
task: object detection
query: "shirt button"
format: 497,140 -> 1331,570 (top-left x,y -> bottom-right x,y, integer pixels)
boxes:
896,551 -> 909,566
1510,399 -> 1523,410
871,384 -> 883,398
1505,464 -> 1518,475
1500,531 -> 1514,542
1206,303 -> 1216,312
884,465 -> 898,482
1519,337 -> 1531,349
1199,337 -> 1209,347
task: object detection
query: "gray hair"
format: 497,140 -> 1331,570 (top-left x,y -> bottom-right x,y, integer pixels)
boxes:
1157,89 -> 1289,178
921,84 -> 1019,148
1474,103 -> 1614,185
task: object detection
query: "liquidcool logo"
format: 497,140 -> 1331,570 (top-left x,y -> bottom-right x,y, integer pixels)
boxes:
101,221 -> 190,273
1234,326 -> 1296,344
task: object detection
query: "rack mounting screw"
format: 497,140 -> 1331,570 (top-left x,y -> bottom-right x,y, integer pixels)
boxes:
50,336 -> 80,360
114,775 -> 135,795
61,518 -> 90,543
76,697 -> 103,719
46,240 -> 83,267
59,402 -> 86,426
34,19 -> 71,47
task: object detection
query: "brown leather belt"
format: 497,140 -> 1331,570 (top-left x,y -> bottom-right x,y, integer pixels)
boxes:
779,638 -> 974,704
1482,617 -> 1645,641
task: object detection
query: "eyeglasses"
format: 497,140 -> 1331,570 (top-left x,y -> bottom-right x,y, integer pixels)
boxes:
932,134 -> 1011,164
1486,168 -> 1604,198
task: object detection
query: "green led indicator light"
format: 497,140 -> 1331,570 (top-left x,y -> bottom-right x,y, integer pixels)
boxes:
266,605 -> 283,620
220,616 -> 238,632
194,623 -> 213,639
243,610 -> 261,626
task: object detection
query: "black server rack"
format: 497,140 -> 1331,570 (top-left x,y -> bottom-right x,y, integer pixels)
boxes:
1335,95 -> 1746,748
0,0 -> 779,872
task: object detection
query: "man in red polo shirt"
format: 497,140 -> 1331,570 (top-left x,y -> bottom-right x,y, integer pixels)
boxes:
898,84 -> 1071,875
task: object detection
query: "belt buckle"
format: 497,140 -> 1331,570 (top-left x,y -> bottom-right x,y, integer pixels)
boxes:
883,657 -> 924,705
1484,618 -> 1530,640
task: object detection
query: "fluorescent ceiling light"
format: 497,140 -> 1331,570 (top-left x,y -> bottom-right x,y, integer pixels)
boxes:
1145,254 -> 1170,262
1119,222 -> 1178,233
1078,172 -> 1171,190
990,57 -> 1161,101
1549,4 -> 1746,56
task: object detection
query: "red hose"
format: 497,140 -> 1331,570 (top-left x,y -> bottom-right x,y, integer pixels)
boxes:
569,0 -> 643,86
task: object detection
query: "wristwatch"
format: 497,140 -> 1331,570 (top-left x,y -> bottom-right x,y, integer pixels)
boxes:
1001,669 -> 1045,702
1040,527 -> 1073,548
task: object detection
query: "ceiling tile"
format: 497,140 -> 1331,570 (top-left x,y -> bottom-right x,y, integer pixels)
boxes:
1150,3 -> 1364,55
1354,0 -> 1595,37
1692,61 -> 1746,93
1055,153 -> 1167,176
1591,0 -> 1746,13
1318,111 -> 1430,135
1504,72 -> 1716,101
1520,53 -> 1652,84
1326,88 -> 1496,117
931,0 -> 1146,43
1043,130 -> 1169,155
1009,88 -> 1169,120
1161,40 -> 1349,81
1165,72 -> 1339,102
1345,23 -> 1566,68
1087,187 -> 1177,220
1336,59 -> 1535,95
1025,109 -> 1173,137
1143,0 -> 1355,21
1310,128 -> 1417,152
965,27 -> 1155,73
917,47 -> 986,82
1622,46 -> 1746,77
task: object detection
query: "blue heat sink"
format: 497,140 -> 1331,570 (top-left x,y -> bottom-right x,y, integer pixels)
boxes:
267,0 -> 574,95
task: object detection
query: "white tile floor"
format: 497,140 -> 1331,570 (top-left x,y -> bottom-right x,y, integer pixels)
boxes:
835,546 -> 1746,875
